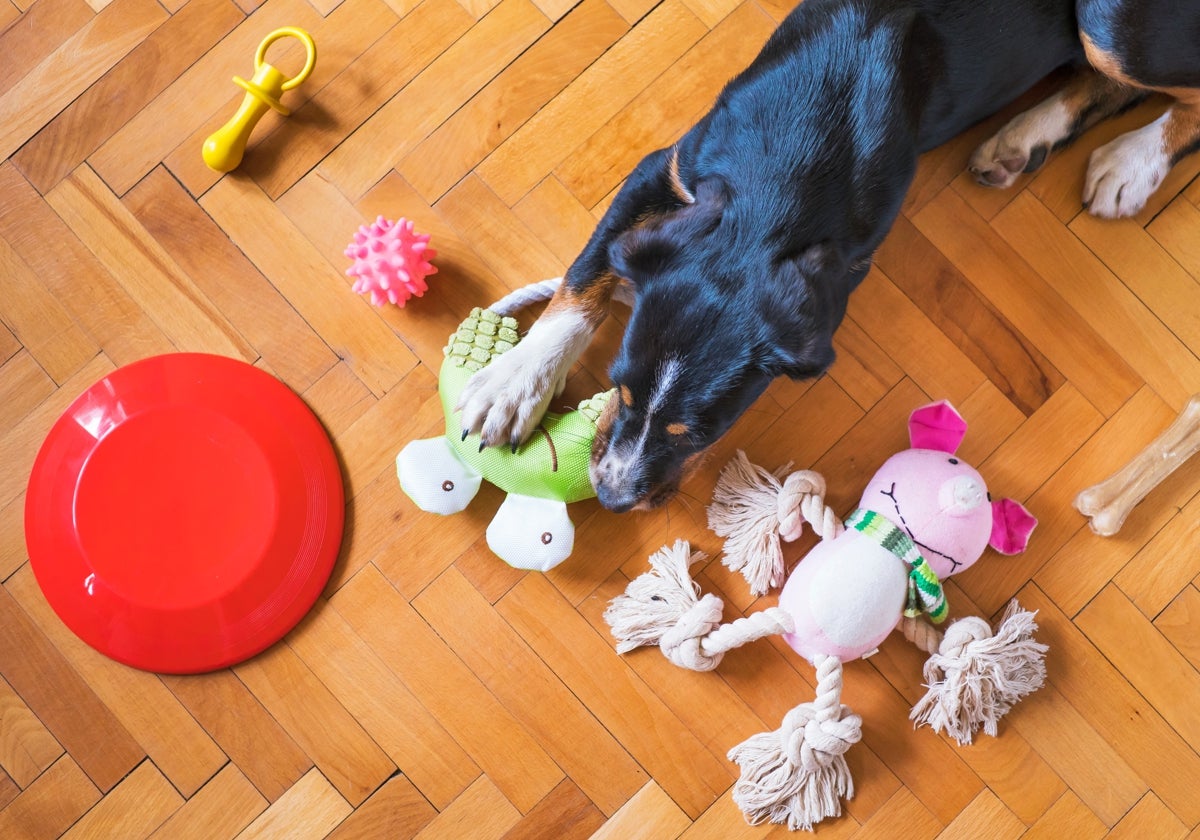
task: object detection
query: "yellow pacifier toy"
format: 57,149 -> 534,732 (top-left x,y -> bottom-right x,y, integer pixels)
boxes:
202,27 -> 317,173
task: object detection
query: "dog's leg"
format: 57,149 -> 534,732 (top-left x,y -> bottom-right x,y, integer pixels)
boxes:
969,68 -> 1145,189
458,147 -> 681,449
1084,94 -> 1200,218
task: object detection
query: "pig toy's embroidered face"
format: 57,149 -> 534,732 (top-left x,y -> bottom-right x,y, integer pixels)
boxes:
857,401 -> 1036,581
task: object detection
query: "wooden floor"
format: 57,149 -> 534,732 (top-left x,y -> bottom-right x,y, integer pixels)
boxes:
4,0 -> 1200,836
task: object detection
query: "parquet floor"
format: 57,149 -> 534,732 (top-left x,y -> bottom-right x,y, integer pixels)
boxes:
3,0 -> 1200,836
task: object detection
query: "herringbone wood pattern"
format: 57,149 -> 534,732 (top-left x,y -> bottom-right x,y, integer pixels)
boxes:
3,0 -> 1200,836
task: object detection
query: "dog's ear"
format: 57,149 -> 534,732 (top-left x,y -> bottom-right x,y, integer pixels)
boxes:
608,179 -> 728,282
758,245 -> 844,379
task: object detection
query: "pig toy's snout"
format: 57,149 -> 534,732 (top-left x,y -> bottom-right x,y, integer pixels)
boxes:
940,474 -> 987,513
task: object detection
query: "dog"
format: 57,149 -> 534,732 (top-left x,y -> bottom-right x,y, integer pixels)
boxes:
458,0 -> 1200,513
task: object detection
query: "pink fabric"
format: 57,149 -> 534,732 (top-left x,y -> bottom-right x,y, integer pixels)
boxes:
908,401 -> 967,453
990,498 -> 1038,555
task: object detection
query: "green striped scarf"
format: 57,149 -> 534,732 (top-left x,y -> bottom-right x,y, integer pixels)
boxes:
844,508 -> 948,624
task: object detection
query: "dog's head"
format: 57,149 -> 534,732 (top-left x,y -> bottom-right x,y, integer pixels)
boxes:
590,180 -> 846,512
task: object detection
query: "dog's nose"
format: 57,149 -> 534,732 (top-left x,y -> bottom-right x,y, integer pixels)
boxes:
595,480 -> 639,513
591,453 -> 643,512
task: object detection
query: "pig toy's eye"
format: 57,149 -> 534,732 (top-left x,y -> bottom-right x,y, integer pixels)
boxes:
948,458 -> 959,465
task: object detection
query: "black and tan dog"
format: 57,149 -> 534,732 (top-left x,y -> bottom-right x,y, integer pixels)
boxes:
458,0 -> 1200,512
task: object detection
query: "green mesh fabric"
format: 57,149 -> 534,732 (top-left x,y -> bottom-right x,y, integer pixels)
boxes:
437,309 -> 612,504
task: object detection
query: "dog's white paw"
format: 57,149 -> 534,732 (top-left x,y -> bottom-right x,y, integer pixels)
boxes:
457,342 -> 568,448
1083,115 -> 1169,219
969,98 -> 1072,188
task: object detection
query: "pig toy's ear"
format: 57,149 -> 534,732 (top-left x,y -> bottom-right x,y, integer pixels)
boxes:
909,401 -> 967,453
990,499 -> 1037,555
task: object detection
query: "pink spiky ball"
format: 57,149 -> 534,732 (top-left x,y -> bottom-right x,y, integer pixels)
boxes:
344,216 -> 438,307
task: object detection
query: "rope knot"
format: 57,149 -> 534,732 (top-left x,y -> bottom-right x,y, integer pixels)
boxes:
659,594 -> 725,671
938,615 -> 992,658
779,703 -> 863,770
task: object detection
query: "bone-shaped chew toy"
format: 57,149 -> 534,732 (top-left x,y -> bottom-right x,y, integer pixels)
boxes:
1075,394 -> 1200,536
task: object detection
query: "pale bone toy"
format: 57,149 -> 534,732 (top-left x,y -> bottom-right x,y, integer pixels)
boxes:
1075,395 -> 1200,536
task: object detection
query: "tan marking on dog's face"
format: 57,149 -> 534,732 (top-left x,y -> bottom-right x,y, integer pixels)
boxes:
620,385 -> 633,408
590,391 -> 618,469
1082,34 -> 1136,87
544,271 -> 618,328
666,422 -> 688,436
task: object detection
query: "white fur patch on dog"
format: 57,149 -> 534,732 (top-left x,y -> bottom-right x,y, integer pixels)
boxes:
970,97 -> 1074,188
457,307 -> 593,446
1084,112 -> 1170,218
591,357 -> 683,503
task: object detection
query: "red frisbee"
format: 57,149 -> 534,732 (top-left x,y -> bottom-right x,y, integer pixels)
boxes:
25,354 -> 344,674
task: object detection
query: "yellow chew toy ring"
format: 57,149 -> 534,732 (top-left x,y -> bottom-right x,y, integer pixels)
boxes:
202,27 -> 317,173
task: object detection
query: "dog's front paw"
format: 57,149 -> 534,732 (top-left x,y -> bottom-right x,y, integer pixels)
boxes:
1083,118 -> 1169,219
457,342 -> 568,450
969,99 -> 1070,188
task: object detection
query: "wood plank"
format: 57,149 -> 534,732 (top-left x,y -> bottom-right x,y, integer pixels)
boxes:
233,641 -> 397,806
401,0 -> 629,204
236,768 -> 353,840
46,165 -> 254,361
0,0 -> 94,96
0,163 -> 173,365
873,214 -> 1063,415
476,0 -> 708,206
554,0 -> 774,209
912,187 -> 1140,418
200,176 -> 416,396
934,790 -> 1025,840
0,0 -> 166,161
0,235 -> 97,391
993,193 -> 1200,407
61,760 -> 183,840
847,267 -> 986,408
498,779 -> 605,840
497,573 -> 734,818
413,567 -> 648,816
146,764 -> 265,840
86,0 -> 321,196
11,0 -> 243,193
589,782 -> 692,840
285,596 -> 480,810
124,166 -> 336,392
0,351 -> 56,439
1077,586 -> 1200,755
325,774 -> 436,840
161,669 -> 311,803
1114,492 -> 1200,618
1018,585 -> 1200,825
163,0 -> 399,198
1021,792 -> 1106,840
330,563 -> 563,812
7,566 -> 227,798
247,0 -> 472,199
412,777 -> 521,840
0,675 -> 62,788
0,757 -> 100,840
1107,793 -> 1188,840
319,0 -> 553,200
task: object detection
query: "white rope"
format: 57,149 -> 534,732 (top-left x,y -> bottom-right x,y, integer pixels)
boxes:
489,277 -> 635,317
700,608 -> 795,658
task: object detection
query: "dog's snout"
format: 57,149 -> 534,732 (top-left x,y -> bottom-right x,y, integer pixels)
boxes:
591,450 -> 642,512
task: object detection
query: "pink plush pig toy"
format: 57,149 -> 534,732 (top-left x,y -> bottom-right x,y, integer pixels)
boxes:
605,401 -> 1044,832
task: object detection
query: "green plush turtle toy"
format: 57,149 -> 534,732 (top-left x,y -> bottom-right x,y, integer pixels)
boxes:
397,305 -> 611,572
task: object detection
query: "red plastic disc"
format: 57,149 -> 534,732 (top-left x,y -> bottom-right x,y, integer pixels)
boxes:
25,354 -> 345,674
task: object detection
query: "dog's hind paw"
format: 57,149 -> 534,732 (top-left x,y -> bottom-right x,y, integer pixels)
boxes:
1083,116 -> 1169,219
969,98 -> 1071,188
